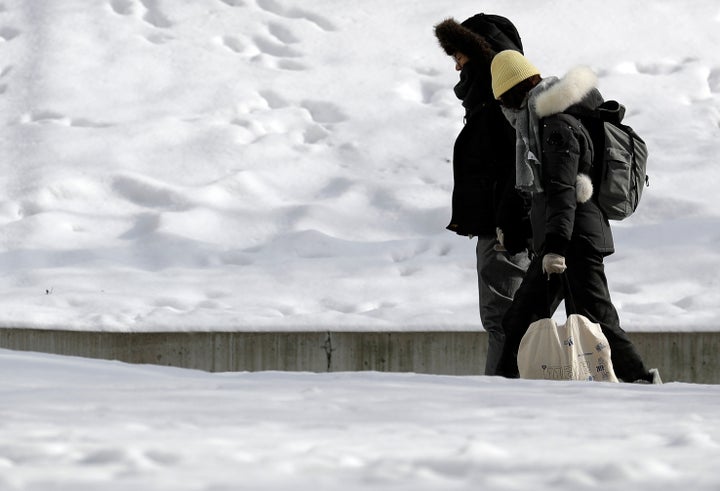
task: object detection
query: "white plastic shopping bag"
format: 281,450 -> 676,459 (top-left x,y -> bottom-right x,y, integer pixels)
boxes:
517,313 -> 619,382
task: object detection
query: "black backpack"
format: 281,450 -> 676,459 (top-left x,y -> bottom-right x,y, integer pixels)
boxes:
581,100 -> 649,220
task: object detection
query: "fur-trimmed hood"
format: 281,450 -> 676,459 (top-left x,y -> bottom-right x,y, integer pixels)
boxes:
434,18 -> 494,64
534,66 -> 600,118
434,14 -> 523,64
532,66 -> 601,205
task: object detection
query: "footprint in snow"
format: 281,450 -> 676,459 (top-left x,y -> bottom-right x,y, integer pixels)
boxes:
300,100 -> 347,124
138,0 -> 172,28
109,0 -> 135,15
112,174 -> 189,210
268,22 -> 300,44
19,110 -> 114,128
220,35 -> 245,53
253,35 -> 302,58
109,0 -> 172,29
0,26 -> 20,41
256,0 -> 337,32
708,67 -> 720,93
258,89 -> 289,109
0,65 -> 10,94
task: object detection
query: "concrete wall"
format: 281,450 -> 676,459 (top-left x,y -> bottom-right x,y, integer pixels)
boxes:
1,328 -> 718,384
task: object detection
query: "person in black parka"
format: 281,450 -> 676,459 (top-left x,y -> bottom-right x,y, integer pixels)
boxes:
489,50 -> 661,383
434,14 -> 531,375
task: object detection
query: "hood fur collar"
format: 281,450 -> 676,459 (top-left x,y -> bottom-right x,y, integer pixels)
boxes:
534,66 -> 598,118
434,18 -> 495,64
531,66 -> 598,204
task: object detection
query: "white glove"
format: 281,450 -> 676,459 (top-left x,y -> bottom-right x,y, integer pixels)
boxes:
494,227 -> 506,252
542,253 -> 566,275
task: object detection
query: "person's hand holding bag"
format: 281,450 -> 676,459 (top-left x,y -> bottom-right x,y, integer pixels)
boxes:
542,253 -> 566,275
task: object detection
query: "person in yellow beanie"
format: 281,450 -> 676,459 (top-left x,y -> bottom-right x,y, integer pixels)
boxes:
489,50 -> 660,383
433,15 -> 531,376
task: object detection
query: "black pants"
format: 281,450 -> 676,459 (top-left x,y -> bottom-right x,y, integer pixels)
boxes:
497,244 -> 649,382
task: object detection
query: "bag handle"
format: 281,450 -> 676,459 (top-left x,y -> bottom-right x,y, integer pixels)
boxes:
545,273 -> 577,317
560,273 -> 577,314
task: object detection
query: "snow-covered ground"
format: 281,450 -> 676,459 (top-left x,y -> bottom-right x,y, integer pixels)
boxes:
0,0 -> 719,332
2,3 -> 719,488
1,348 -> 719,491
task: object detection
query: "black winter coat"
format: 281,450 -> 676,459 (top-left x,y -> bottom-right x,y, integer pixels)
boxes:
530,68 -> 615,257
447,99 -> 531,249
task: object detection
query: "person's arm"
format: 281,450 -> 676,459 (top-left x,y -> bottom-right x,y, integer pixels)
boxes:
540,116 -> 581,257
494,108 -> 531,254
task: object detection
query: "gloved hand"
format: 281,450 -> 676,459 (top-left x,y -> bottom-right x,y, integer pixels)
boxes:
542,253 -> 566,275
494,227 -> 506,252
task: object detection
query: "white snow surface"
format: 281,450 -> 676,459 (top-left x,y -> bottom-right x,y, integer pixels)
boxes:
3,4 -> 720,488
2,348 -> 720,491
0,0 -> 719,333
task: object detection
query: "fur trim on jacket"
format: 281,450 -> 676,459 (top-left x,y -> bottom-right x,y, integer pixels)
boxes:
575,173 -> 593,203
534,66 -> 598,118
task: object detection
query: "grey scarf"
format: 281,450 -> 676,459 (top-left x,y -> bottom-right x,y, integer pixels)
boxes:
502,76 -> 559,193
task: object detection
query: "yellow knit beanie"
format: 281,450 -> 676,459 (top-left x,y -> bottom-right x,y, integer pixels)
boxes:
490,50 -> 541,99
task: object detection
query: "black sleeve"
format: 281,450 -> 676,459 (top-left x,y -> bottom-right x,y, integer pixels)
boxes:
540,116 -> 581,256
496,180 -> 531,254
